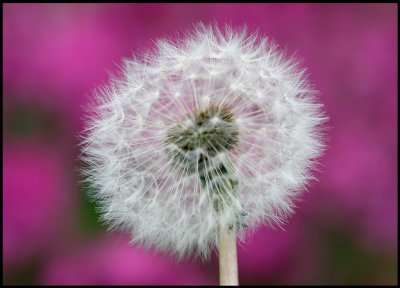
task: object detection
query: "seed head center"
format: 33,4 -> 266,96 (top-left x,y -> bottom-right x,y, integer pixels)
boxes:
166,105 -> 239,156
165,105 -> 240,213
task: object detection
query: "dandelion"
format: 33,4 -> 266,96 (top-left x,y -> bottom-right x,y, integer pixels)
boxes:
81,23 -> 326,285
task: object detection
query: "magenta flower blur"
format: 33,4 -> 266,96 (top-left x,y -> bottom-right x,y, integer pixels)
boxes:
3,143 -> 69,270
41,235 -> 212,285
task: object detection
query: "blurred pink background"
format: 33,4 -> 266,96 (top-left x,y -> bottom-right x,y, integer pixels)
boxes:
3,3 -> 397,285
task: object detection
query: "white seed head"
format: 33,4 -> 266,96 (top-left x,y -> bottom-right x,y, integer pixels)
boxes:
81,23 -> 327,259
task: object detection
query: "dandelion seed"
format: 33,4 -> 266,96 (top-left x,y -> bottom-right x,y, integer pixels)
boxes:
80,23 -> 326,283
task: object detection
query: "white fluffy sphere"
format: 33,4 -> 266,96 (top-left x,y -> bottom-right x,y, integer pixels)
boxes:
81,24 -> 326,258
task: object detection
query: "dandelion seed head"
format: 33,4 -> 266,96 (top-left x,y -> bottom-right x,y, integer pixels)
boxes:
81,23 -> 327,259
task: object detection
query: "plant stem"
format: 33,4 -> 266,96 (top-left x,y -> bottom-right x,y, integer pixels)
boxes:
219,223 -> 239,286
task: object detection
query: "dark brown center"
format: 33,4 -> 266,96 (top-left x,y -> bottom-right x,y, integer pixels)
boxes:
165,105 -> 238,157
